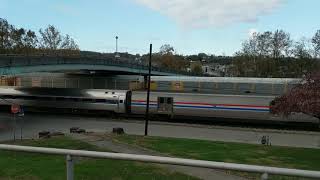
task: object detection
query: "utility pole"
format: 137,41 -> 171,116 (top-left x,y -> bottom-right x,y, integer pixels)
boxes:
144,44 -> 152,136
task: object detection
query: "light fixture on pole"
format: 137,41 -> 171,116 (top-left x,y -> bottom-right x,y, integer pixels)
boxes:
115,36 -> 120,58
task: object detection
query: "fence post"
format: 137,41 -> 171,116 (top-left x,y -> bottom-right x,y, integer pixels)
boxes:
66,155 -> 74,180
261,172 -> 268,180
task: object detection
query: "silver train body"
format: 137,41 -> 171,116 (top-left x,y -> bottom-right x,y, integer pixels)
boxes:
138,76 -> 301,96
0,87 -> 317,124
131,91 -> 317,123
0,87 -> 131,114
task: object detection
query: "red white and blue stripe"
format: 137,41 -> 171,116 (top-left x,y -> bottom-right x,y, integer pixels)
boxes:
131,100 -> 270,112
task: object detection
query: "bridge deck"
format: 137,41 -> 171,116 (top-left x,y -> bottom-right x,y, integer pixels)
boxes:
0,55 -> 192,76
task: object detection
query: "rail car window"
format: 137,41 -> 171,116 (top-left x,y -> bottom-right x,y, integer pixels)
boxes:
159,97 -> 164,104
38,96 -> 54,101
82,98 -> 93,102
2,95 -> 15,99
92,99 -> 118,104
95,99 -> 107,103
63,98 -> 72,102
19,96 -> 37,100
14,96 -> 26,99
24,96 -> 37,100
120,100 -> 124,103
108,100 -> 118,104
15,96 -> 25,99
71,98 -> 80,102
273,84 -> 284,95
256,84 -> 272,95
157,97 -> 174,114
56,97 -> 66,101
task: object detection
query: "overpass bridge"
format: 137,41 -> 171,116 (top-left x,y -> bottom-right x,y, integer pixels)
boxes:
0,55 -> 191,76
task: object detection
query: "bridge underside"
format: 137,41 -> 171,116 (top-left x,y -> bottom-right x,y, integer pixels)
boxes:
0,64 -> 180,76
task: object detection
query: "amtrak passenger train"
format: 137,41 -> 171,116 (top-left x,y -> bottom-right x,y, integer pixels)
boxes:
0,87 -> 317,124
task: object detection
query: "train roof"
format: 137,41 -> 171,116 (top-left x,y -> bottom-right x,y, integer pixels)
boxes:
0,87 -> 129,98
148,76 -> 301,84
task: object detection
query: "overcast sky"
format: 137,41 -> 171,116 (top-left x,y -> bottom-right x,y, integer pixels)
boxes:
1,0 -> 319,55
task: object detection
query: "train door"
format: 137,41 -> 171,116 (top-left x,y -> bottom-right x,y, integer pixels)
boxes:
125,91 -> 132,114
118,95 -> 126,113
157,97 -> 173,115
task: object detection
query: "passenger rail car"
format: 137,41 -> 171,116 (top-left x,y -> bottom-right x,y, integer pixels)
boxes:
131,91 -> 317,123
0,87 -> 317,124
137,76 -> 301,96
0,87 -> 131,114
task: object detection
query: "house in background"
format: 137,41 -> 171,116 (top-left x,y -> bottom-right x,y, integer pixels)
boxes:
202,63 -> 230,77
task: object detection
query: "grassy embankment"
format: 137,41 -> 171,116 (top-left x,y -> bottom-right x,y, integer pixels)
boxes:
1,134 -> 319,180
0,136 -> 199,180
112,134 -> 320,179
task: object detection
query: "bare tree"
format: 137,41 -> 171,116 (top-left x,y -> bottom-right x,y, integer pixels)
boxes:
239,30 -> 292,59
23,30 -> 38,50
257,31 -> 272,57
241,32 -> 259,57
312,30 -> 320,58
293,38 -> 312,59
270,71 -> 320,121
39,25 -> 79,54
0,18 -> 78,55
39,25 -> 63,50
271,30 -> 291,58
61,34 -> 79,50
0,18 -> 13,53
159,44 -> 174,55
11,28 -> 26,52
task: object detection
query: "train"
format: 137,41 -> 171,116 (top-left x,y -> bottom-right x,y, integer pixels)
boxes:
0,87 -> 317,124
135,76 -> 301,95
6,74 -> 301,96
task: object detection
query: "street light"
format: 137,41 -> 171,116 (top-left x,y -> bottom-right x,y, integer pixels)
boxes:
115,36 -> 120,58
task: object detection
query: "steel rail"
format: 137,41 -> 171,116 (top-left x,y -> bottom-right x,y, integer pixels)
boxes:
0,144 -> 319,179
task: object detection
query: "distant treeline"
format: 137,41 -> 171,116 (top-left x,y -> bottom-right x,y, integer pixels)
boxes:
137,30 -> 320,78
231,30 -> 320,78
0,18 -> 79,55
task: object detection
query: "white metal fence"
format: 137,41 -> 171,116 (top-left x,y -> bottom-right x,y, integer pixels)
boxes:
0,144 -> 320,180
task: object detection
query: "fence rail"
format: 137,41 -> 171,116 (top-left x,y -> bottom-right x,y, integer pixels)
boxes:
0,144 -> 319,180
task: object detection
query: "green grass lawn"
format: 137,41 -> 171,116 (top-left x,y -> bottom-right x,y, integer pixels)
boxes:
112,134 -> 320,180
0,136 -> 199,180
112,134 -> 320,171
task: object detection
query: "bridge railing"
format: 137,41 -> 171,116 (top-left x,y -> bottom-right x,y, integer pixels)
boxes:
0,55 -> 197,76
0,144 -> 319,180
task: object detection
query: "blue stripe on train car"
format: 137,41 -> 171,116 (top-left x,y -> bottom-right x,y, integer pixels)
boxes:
131,103 -> 269,112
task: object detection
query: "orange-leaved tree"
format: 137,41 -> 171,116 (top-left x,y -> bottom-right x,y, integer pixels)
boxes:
270,71 -> 320,121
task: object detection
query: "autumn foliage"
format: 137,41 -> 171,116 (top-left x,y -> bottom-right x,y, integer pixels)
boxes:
270,71 -> 320,119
